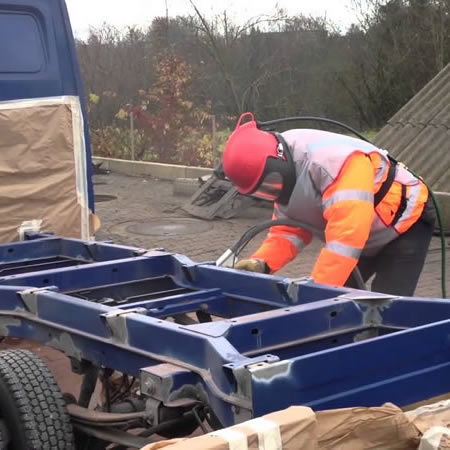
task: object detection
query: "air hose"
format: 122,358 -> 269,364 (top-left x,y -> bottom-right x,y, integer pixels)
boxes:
215,218 -> 367,290
217,115 -> 447,298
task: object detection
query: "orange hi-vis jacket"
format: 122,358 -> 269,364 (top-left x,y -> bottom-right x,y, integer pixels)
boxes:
251,129 -> 429,287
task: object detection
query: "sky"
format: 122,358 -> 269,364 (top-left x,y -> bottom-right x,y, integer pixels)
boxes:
66,0 -> 357,39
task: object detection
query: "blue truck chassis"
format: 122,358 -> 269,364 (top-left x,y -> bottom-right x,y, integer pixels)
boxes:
0,232 -> 448,446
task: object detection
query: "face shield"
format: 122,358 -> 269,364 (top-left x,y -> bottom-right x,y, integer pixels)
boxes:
249,132 -> 297,204
251,172 -> 283,201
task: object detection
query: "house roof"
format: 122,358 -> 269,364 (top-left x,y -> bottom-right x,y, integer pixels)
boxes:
374,62 -> 450,193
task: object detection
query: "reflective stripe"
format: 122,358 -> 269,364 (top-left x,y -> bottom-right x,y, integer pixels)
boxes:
326,241 -> 362,259
394,183 -> 421,231
268,232 -> 306,251
323,189 -> 373,210
307,136 -> 378,154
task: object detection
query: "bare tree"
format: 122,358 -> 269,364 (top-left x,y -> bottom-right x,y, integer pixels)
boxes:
185,1 -> 288,114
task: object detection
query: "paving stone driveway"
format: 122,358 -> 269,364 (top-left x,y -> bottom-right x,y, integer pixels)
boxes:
94,172 -> 448,298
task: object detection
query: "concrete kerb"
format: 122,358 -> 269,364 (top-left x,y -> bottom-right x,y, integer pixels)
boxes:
92,157 -> 213,181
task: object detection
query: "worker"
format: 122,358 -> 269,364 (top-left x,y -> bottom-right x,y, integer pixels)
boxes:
222,112 -> 436,296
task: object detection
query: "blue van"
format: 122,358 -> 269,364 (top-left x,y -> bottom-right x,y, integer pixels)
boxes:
0,0 -> 94,222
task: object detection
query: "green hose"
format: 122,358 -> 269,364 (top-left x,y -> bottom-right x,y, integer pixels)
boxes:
397,162 -> 446,298
413,175 -> 447,298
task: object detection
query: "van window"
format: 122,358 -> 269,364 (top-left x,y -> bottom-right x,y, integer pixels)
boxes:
0,13 -> 45,73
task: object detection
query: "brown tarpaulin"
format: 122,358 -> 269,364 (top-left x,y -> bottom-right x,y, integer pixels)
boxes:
141,400 -> 450,449
0,97 -> 95,241
141,404 -> 420,450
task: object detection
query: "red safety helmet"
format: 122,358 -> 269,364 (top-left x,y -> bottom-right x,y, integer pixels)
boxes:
222,112 -> 296,203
